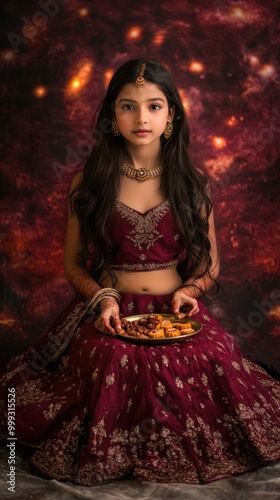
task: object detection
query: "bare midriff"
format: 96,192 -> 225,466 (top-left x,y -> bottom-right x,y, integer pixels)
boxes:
98,268 -> 183,295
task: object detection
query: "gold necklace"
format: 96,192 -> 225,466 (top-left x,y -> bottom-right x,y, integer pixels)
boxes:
122,159 -> 164,182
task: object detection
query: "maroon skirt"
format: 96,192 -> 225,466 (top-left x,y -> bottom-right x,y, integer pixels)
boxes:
1,293 -> 280,485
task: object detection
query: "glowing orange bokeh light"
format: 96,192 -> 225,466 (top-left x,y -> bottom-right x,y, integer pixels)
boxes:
2,49 -> 15,62
34,85 -> 47,98
78,8 -> 89,17
153,30 -> 165,45
232,7 -> 245,19
67,62 -> 93,94
258,64 -> 275,78
189,61 -> 204,73
104,69 -> 114,87
127,26 -> 142,40
212,136 -> 227,149
178,88 -> 190,111
71,79 -> 81,89
249,55 -> 259,66
226,116 -> 237,127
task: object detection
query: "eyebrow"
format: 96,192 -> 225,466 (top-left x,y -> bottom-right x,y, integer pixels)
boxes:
117,97 -> 165,103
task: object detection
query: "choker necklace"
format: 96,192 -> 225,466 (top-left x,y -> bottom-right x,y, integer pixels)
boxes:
122,159 -> 164,182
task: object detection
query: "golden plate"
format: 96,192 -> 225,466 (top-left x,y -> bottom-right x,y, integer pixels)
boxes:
116,314 -> 202,345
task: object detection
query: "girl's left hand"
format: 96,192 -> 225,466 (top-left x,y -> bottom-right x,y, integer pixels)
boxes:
172,288 -> 199,317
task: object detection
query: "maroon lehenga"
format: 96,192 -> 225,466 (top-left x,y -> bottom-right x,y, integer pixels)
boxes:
0,200 -> 280,485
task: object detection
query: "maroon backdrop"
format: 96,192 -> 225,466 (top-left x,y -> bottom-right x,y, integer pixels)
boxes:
1,0 -> 279,370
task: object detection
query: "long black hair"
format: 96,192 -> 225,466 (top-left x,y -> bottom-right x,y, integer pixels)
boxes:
70,58 -> 214,287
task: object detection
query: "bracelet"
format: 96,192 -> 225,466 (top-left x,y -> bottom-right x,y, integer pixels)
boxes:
88,287 -> 121,313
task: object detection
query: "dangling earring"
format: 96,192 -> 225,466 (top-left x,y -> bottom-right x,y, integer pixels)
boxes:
112,119 -> 120,137
163,121 -> 173,139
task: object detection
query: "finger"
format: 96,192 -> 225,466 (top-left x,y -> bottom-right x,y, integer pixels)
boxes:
103,318 -> 116,335
112,314 -> 122,332
188,303 -> 199,317
172,297 -> 182,315
95,317 -> 115,336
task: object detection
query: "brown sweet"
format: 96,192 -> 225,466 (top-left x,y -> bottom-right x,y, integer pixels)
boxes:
119,314 -> 196,340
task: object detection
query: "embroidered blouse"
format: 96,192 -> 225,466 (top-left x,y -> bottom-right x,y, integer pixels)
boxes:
107,199 -> 185,272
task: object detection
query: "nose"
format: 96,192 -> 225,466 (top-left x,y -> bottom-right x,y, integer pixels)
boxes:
136,107 -> 147,124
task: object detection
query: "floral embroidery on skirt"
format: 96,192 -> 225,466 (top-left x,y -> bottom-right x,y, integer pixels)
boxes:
0,293 -> 280,485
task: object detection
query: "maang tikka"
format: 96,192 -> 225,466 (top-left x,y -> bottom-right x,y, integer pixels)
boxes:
135,61 -> 146,88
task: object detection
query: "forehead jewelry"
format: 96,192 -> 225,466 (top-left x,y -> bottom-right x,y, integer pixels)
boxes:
135,62 -> 146,88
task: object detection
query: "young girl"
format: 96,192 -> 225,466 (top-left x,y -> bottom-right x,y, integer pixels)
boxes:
1,59 -> 280,486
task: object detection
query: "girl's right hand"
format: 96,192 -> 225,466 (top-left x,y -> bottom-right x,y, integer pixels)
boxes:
94,298 -> 122,336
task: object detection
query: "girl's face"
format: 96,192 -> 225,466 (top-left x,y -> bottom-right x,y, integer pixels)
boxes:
114,82 -> 174,149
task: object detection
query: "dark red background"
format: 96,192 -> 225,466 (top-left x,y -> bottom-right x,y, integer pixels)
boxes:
1,0 -> 279,370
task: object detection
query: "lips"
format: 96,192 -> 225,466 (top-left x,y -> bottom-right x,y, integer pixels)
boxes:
133,129 -> 151,136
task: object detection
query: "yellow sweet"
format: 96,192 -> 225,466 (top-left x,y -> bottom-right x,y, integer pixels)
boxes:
181,328 -> 195,335
161,320 -> 173,329
148,329 -> 165,338
165,328 -> 180,337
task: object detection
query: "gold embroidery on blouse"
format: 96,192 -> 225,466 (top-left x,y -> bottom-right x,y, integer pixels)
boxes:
116,199 -> 170,250
92,368 -> 99,381
111,260 -> 180,271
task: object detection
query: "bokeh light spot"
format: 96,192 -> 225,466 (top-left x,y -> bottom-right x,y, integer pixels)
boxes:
104,69 -> 114,87
153,30 -> 166,45
189,61 -> 204,73
212,136 -> 227,148
127,26 -> 142,40
34,85 -> 47,98
232,7 -> 245,19
226,116 -> 237,127
79,8 -> 89,17
258,64 -> 275,78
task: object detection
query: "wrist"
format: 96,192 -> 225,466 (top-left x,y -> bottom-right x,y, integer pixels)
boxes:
87,287 -> 121,313
175,283 -> 201,298
100,297 -> 119,310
